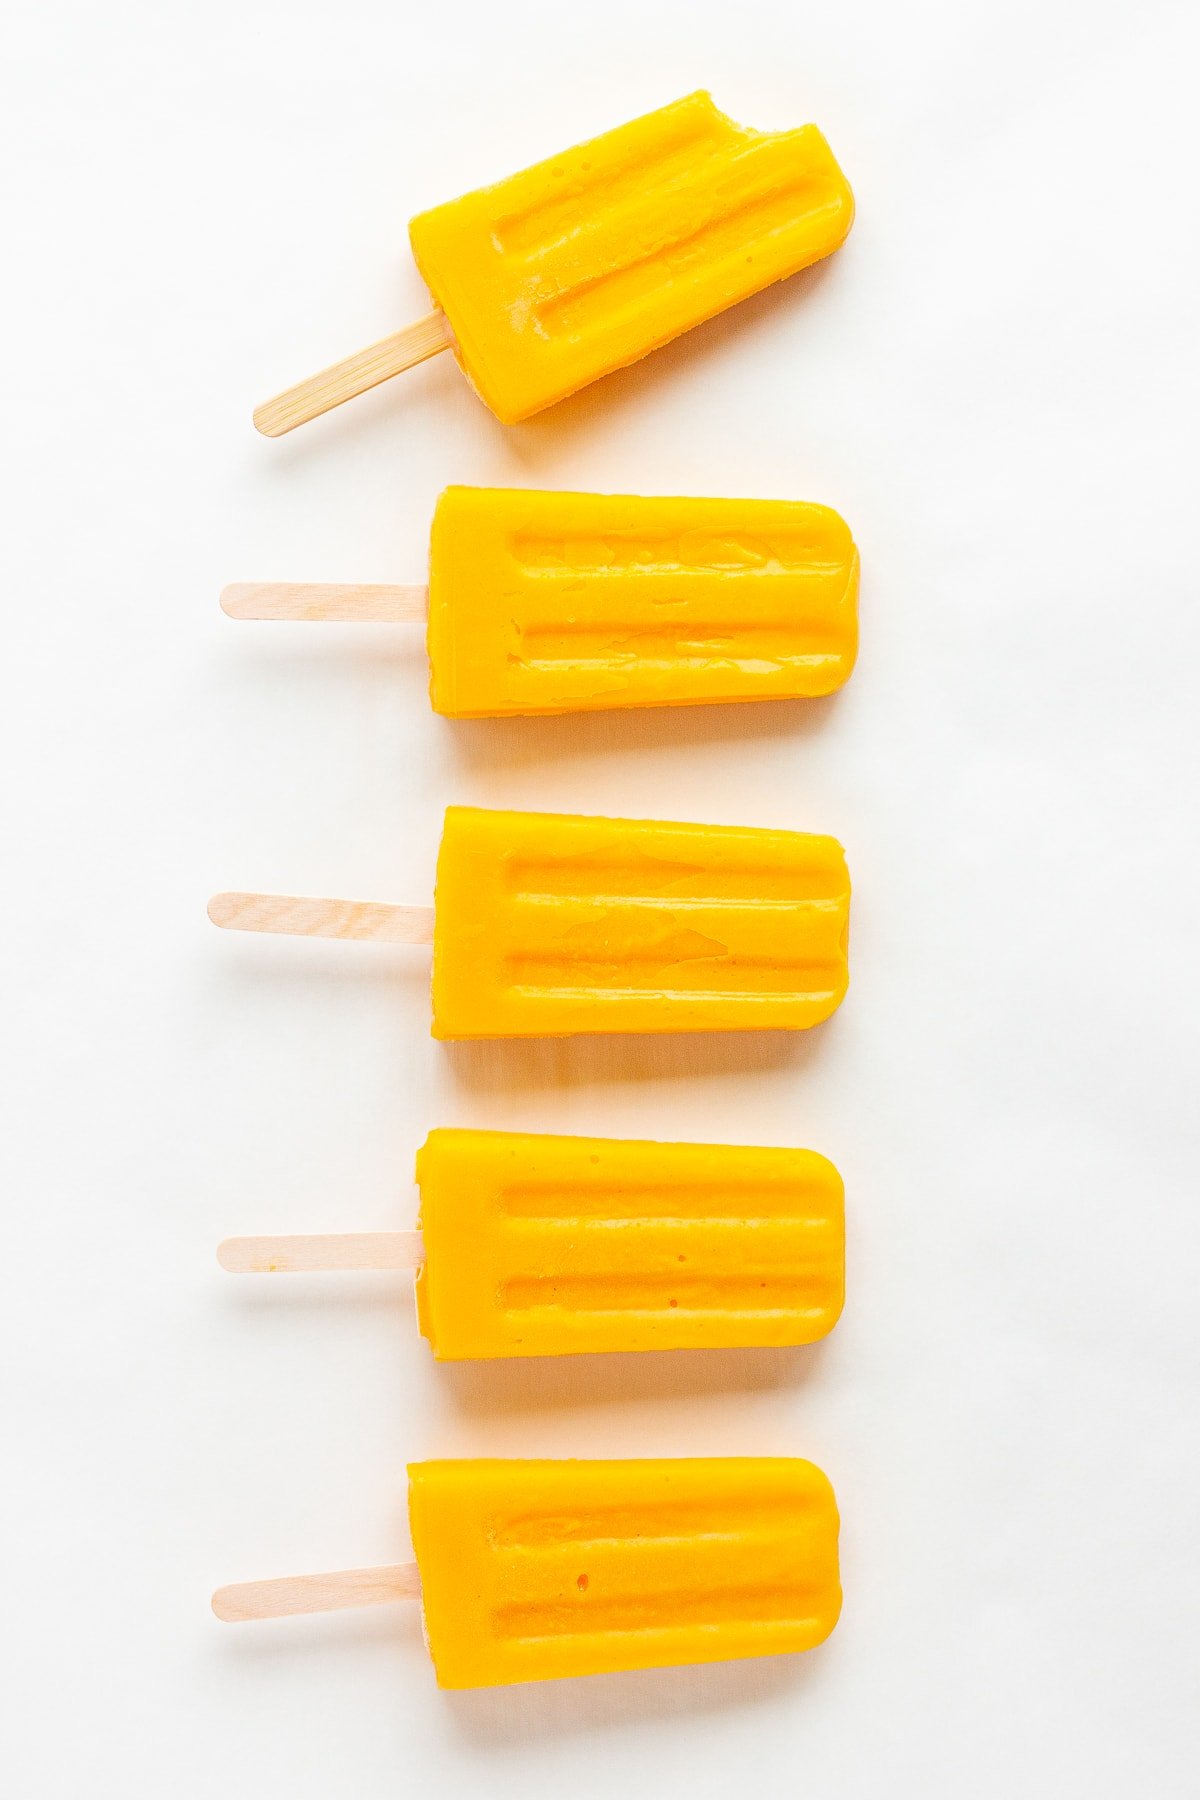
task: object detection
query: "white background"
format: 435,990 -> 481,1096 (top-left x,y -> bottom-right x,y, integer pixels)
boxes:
2,1 -> 1198,1793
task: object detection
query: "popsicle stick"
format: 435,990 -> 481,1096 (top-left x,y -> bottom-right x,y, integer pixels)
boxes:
221,583 -> 428,624
253,310 -> 455,437
213,1563 -> 421,1623
208,893 -> 434,944
218,1232 -> 424,1273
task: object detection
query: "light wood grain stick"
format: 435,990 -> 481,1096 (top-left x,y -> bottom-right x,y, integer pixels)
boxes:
213,1563 -> 421,1622
207,893 -> 434,943
253,311 -> 455,437
221,583 -> 428,623
218,1233 -> 424,1273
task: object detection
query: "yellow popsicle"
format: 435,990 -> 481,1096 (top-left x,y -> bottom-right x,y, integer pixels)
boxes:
254,94 -> 854,435
426,486 -> 858,717
414,1129 -> 844,1358
411,91 -> 854,422
409,1457 -> 842,1688
431,807 -> 850,1038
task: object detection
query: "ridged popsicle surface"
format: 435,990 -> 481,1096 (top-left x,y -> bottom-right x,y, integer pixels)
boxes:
430,807 -> 850,1038
409,92 -> 854,421
427,487 -> 858,716
409,1457 -> 841,1687
414,1129 -> 844,1358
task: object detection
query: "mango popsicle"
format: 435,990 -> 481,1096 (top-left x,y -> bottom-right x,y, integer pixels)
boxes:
222,485 -> 860,717
208,805 -> 851,1038
218,1128 -> 845,1358
255,92 -> 854,435
213,1457 -> 843,1689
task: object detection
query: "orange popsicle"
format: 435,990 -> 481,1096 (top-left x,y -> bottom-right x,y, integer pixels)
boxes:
427,487 -> 859,715
409,91 -> 855,423
221,485 -> 860,717
213,1457 -> 843,1689
218,1129 -> 845,1359
209,807 -> 851,1038
254,93 -> 854,435
431,807 -> 850,1037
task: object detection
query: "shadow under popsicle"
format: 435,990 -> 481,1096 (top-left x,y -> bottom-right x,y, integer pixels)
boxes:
211,946 -> 836,1088
439,690 -> 848,779
442,1018 -> 835,1094
443,1638 -> 833,1747
434,1335 -> 836,1418
218,1256 -> 836,1409
219,630 -> 847,766
218,1274 -> 412,1327
217,1565 -> 828,1743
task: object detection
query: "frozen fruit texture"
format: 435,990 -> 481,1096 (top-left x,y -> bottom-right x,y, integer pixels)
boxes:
410,92 -> 854,422
409,1457 -> 842,1687
430,807 -> 851,1038
426,486 -> 858,718
414,1128 -> 844,1358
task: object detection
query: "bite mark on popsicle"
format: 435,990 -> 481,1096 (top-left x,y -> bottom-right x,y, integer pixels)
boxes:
408,92 -> 854,423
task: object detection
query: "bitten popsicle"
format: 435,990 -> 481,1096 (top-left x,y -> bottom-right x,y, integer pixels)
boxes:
254,91 -> 854,435
208,805 -> 851,1037
219,1128 -> 845,1358
213,1457 -> 842,1688
224,486 -> 858,716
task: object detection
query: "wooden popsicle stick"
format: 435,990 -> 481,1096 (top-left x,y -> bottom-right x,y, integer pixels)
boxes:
253,310 -> 455,438
207,893 -> 434,944
218,1232 -> 424,1273
212,1563 -> 421,1623
221,582 -> 428,623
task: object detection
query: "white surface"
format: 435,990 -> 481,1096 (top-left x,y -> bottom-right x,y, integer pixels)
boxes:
2,0 -> 1198,1792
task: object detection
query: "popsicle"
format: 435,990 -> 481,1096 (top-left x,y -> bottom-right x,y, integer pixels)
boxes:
223,486 -> 859,716
213,1457 -> 842,1688
219,1128 -> 845,1357
254,91 -> 854,435
208,805 -> 851,1037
